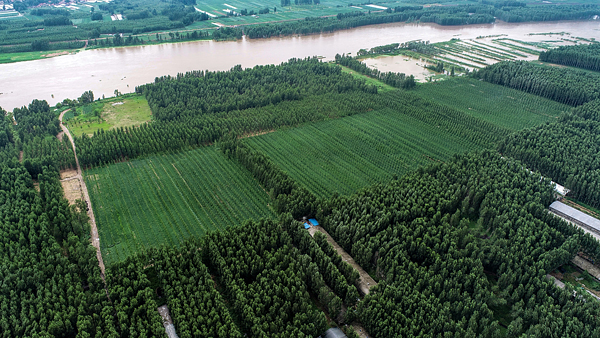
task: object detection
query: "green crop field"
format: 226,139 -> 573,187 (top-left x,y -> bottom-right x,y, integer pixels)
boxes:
244,82 -> 567,198
414,77 -> 569,130
85,146 -> 274,265
245,106 -> 487,197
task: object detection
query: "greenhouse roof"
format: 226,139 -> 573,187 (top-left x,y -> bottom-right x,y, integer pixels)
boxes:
550,201 -> 600,233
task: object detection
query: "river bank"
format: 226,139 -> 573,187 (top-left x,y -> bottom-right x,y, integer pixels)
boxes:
1,19 -> 599,111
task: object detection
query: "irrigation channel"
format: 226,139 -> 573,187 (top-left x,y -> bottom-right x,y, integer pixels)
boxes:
58,109 -> 106,278
1,20 -> 599,110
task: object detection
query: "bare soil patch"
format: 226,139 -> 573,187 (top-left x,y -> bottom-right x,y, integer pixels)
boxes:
60,169 -> 79,180
61,178 -> 83,205
43,51 -> 69,58
351,323 -> 371,338
57,130 -> 64,141
239,130 -> 275,139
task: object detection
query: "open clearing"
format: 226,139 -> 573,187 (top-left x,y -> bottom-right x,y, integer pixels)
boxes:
60,169 -> 83,205
85,146 -> 274,265
65,95 -> 152,137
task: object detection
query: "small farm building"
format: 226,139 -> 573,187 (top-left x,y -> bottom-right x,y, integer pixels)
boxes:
309,218 -> 319,226
304,223 -> 311,229
549,201 -> 600,236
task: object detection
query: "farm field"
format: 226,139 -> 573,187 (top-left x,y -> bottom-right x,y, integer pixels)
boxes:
363,34 -> 590,80
245,105 -> 487,197
187,0 -> 371,28
244,82 -> 568,197
65,94 -> 153,137
85,146 -> 273,265
414,77 -> 569,130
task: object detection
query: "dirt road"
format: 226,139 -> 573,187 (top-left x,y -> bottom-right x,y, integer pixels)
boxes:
306,225 -> 375,337
59,110 -> 106,278
307,226 -> 377,295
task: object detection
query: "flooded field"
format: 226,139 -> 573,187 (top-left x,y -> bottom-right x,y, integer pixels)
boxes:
359,30 -> 596,76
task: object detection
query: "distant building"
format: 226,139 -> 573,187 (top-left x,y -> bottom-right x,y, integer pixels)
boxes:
549,201 -> 600,235
319,328 -> 347,338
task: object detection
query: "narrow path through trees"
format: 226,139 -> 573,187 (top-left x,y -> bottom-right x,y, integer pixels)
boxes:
59,109 -> 106,278
308,225 -> 377,295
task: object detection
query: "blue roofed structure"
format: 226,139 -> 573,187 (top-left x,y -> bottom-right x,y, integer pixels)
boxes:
304,223 -> 311,229
309,218 -> 319,226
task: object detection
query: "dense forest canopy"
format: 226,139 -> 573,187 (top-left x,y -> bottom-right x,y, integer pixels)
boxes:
499,100 -> 600,209
539,43 -> 600,72
136,58 -> 376,121
474,61 -> 600,106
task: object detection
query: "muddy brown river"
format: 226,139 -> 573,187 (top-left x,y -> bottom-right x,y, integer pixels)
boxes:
1,20 -> 599,110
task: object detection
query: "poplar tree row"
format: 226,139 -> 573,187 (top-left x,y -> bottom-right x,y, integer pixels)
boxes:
474,61 -> 600,106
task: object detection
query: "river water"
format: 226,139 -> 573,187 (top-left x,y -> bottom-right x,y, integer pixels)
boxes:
1,20 -> 599,110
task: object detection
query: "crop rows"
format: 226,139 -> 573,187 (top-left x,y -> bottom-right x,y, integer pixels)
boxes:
415,78 -> 568,131
85,146 -> 273,265
244,108 -> 483,197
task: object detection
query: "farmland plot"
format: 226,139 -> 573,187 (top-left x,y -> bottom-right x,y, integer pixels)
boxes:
245,107 -> 486,197
85,146 -> 273,265
244,83 -> 566,198
415,78 -> 569,131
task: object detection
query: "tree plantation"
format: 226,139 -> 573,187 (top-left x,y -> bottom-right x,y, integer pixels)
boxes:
539,43 -> 600,72
2,42 -> 600,338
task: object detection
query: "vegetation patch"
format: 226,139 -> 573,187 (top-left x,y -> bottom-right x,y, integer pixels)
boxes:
414,77 -> 568,131
65,94 -> 152,137
244,91 -> 504,197
85,146 -> 274,265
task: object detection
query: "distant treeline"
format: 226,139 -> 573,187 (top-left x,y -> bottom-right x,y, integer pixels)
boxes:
242,7 -> 495,39
539,43 -> 600,72
241,4 -> 599,39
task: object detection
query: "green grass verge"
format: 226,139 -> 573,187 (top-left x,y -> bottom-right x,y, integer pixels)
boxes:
66,94 -> 153,137
85,146 -> 274,265
0,49 -> 78,64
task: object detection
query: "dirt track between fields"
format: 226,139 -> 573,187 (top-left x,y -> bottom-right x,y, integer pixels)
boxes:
59,110 -> 106,278
307,226 -> 377,295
